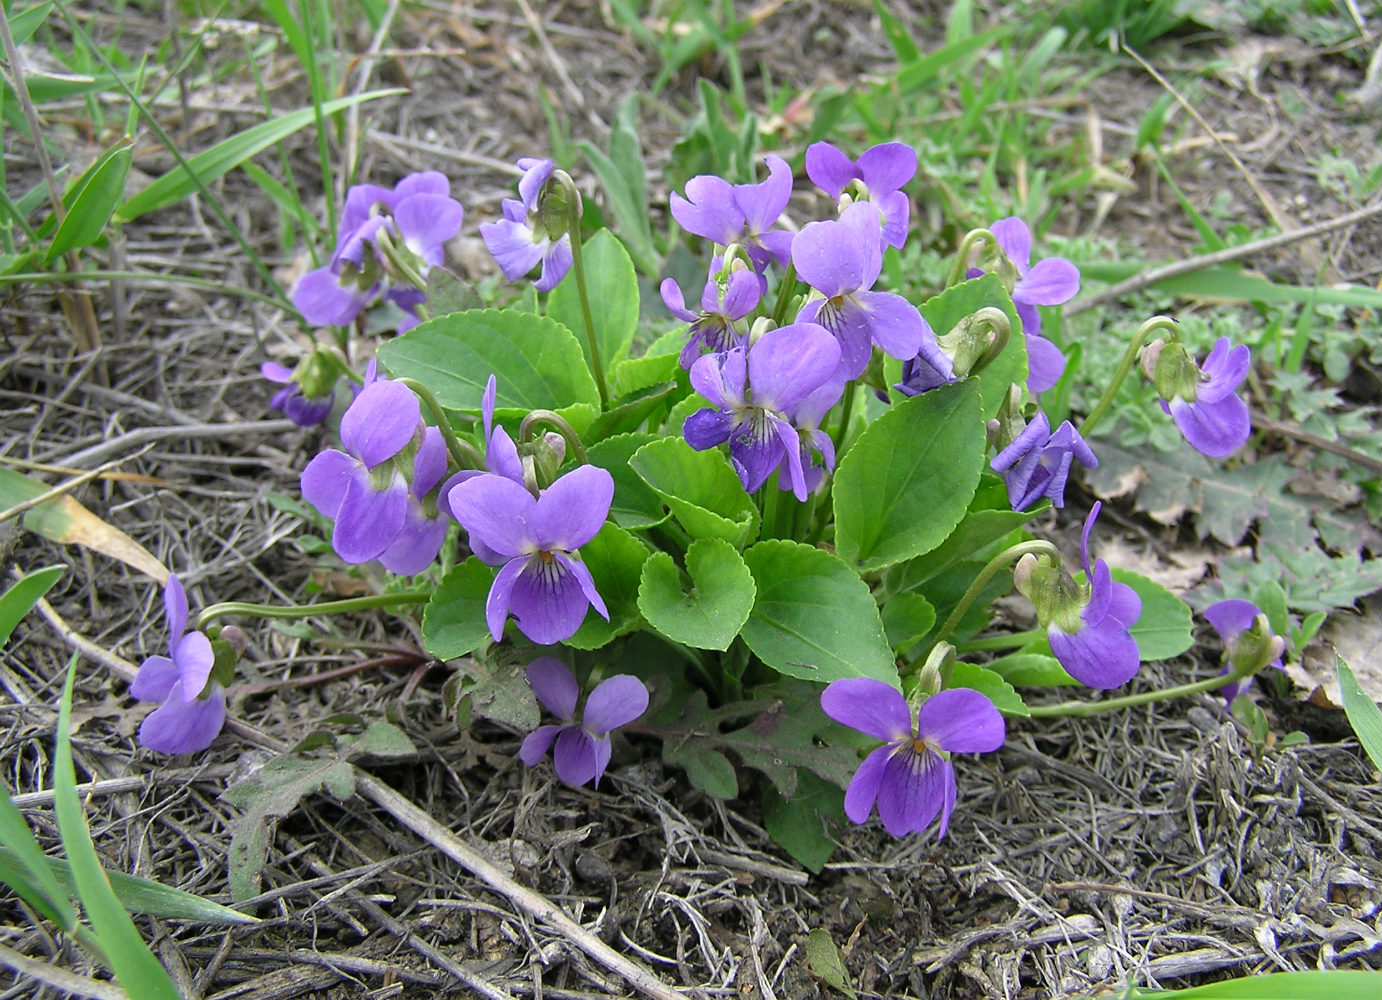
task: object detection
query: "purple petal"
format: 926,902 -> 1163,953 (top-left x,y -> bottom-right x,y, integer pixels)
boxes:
172,630 -> 214,702
413,427 -> 449,497
516,158 -> 555,212
875,746 -> 947,837
130,655 -> 178,703
821,678 -> 911,741
747,323 -> 842,412
485,558 -> 523,641
532,465 -> 614,552
837,201 -> 883,289
480,218 -> 544,282
449,474 -> 537,560
377,505 -> 449,574
721,268 -> 763,319
332,474 -> 409,563
934,756 -> 959,840
583,674 -> 649,735
689,350 -> 741,410
877,191 -> 911,249
735,155 -> 793,235
340,380 -> 421,468
992,416 -> 1051,479
1079,501 -> 1102,577
660,278 -> 697,322
804,141 -> 856,197
856,142 -> 917,195
559,552 -> 609,622
395,170 -> 450,201
1026,335 -> 1067,393
260,361 -> 292,384
526,657 -> 578,720
163,574 -> 189,640
395,194 -> 464,266
1049,620 -> 1141,689
917,688 -> 1005,753
792,218 -> 866,298
730,429 -> 787,495
1205,599 -> 1259,642
534,237 -> 573,293
988,217 -> 1032,270
854,291 -> 926,362
1107,578 -> 1142,628
772,415 -> 810,501
519,724 -> 562,766
488,427 -> 524,484
1198,339 -> 1251,403
1016,299 -> 1043,338
139,684 -> 226,755
843,744 -> 893,824
341,182 -> 396,238
506,555 -> 598,645
671,175 -> 741,244
552,727 -> 605,787
1168,394 -> 1251,458
1015,257 -> 1080,306
301,449 -> 362,519
684,408 -> 734,451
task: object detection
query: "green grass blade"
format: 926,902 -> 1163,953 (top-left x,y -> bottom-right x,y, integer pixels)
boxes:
54,656 -> 181,999
0,563 -> 64,645
1125,969 -> 1381,999
117,89 -> 402,224
1337,657 -> 1382,775
45,140 -> 133,262
7,3 -> 55,47
0,784 -> 80,931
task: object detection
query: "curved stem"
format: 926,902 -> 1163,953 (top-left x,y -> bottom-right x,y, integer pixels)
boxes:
519,409 -> 589,465
1026,661 -> 1259,718
195,591 -> 430,630
1079,315 -> 1179,437
947,228 -> 996,288
769,261 -> 798,326
916,540 -> 1061,665
397,378 -> 484,471
555,171 -> 609,409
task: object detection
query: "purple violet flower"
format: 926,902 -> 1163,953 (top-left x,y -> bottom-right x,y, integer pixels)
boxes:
261,361 -> 334,427
294,171 -> 464,329
821,680 -> 1005,839
300,376 -> 449,573
519,658 -> 649,787
130,575 -> 226,755
1159,337 -> 1252,458
793,202 -> 928,380
480,157 -> 574,292
447,465 -> 613,645
1043,503 -> 1142,689
970,217 -> 1080,393
779,375 -> 845,496
669,155 -> 795,273
1204,599 -> 1284,703
660,263 -> 762,369
894,331 -> 959,397
990,412 -> 1098,510
683,323 -> 842,500
805,140 -> 916,249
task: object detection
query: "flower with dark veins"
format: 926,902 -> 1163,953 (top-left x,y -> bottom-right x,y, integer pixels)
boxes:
520,658 -> 649,787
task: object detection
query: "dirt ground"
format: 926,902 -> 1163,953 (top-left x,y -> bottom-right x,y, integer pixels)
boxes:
3,2 -> 1382,998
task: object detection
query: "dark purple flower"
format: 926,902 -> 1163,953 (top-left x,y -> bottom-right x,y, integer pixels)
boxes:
793,202 -> 927,380
301,377 -> 449,572
683,323 -> 842,500
1204,599 -> 1284,703
481,157 -> 574,292
990,412 -> 1098,510
821,679 -> 1005,839
894,332 -> 958,397
1159,338 -> 1252,458
519,658 -> 649,787
130,575 -> 226,754
294,171 -> 464,329
670,155 -> 795,272
1044,503 -> 1142,689
970,217 -> 1080,393
261,361 -> 334,427
805,140 -> 915,249
447,464 -> 613,645
660,263 -> 762,369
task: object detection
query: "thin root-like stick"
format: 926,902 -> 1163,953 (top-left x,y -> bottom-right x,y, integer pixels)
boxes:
0,942 -> 130,1000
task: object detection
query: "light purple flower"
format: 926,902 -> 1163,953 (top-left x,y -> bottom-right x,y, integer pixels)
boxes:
669,155 -> 795,272
970,217 -> 1080,393
821,680 -> 1004,839
660,264 -> 762,369
683,323 -> 842,500
301,377 -> 449,573
990,412 -> 1097,510
447,464 -> 613,645
1205,599 -> 1284,703
294,171 -> 464,329
793,202 -> 927,380
779,375 -> 845,495
1046,503 -> 1142,689
1161,338 -> 1252,458
805,140 -> 915,249
130,575 -> 226,754
261,361 -> 334,427
481,157 -> 573,292
519,658 -> 649,787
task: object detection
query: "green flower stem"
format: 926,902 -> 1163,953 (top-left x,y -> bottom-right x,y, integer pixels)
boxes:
397,378 -> 484,471
831,380 -> 858,465
1079,315 -> 1179,437
195,591 -> 430,630
519,409 -> 589,465
958,628 -> 1046,653
760,482 -> 780,540
946,228 -> 996,288
769,261 -> 798,327
555,172 -> 609,409
374,228 -> 430,293
1026,662 -> 1259,718
915,540 -> 1061,666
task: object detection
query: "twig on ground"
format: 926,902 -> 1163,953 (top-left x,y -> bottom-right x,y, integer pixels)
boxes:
1249,410 -> 1382,475
0,942 -> 129,1000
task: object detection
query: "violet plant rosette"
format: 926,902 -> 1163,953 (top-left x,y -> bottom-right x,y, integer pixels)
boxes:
519,658 -> 649,787
130,575 -> 228,754
683,322 -> 843,500
447,464 -> 613,646
804,139 -> 916,249
481,157 -> 574,292
821,679 -> 1005,838
294,171 -> 464,331
669,154 -> 795,273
